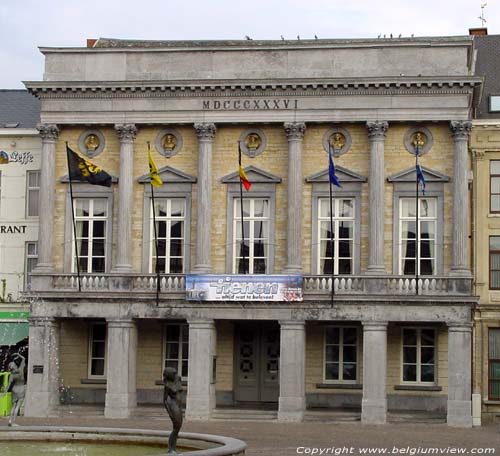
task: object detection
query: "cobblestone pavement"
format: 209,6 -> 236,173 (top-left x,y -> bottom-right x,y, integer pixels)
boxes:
1,416 -> 499,455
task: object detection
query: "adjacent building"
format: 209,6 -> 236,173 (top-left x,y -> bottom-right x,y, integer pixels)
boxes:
470,30 -> 500,424
24,36 -> 480,427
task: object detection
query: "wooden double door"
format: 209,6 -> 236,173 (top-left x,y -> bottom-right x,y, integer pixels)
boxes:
234,323 -> 280,403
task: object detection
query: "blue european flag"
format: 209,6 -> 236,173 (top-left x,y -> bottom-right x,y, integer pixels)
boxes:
328,146 -> 342,188
416,163 -> 426,195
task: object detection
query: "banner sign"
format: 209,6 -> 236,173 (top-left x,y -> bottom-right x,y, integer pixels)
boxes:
186,274 -> 303,302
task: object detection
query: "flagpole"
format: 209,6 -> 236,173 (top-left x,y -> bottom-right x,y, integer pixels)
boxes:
66,142 -> 81,292
329,144 -> 335,305
415,144 -> 420,296
238,141 -> 247,274
148,142 -> 161,306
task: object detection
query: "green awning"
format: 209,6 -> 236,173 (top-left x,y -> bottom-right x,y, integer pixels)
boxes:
0,322 -> 29,346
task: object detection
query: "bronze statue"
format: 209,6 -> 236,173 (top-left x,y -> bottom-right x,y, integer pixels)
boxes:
84,134 -> 100,152
329,132 -> 346,150
245,133 -> 261,151
163,367 -> 183,454
6,353 -> 26,426
162,134 -> 177,151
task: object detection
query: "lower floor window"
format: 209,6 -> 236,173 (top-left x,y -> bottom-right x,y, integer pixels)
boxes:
402,328 -> 436,383
164,323 -> 189,379
25,241 -> 38,290
324,326 -> 358,382
489,328 -> 500,400
88,322 -> 106,378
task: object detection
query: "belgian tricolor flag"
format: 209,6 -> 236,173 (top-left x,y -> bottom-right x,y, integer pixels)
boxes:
66,145 -> 112,187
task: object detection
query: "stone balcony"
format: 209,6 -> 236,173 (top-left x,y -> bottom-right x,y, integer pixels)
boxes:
28,273 -> 473,298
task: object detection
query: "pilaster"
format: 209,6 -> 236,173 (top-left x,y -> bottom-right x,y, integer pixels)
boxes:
366,121 -> 388,274
104,319 -> 138,418
192,123 -> 216,273
450,121 -> 472,276
185,319 -> 217,420
361,321 -> 388,424
278,320 -> 306,422
113,124 -> 137,272
447,323 -> 472,427
283,123 -> 306,273
24,317 -> 60,417
34,124 -> 59,273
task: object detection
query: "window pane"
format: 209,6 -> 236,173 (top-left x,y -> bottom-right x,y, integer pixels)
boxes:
402,221 -> 416,239
320,221 -> 333,240
420,222 -> 435,239
93,221 -> 105,238
339,200 -> 354,218
253,199 -> 269,218
235,199 -> 250,217
27,242 -> 37,255
93,199 -> 107,217
421,365 -> 435,382
253,258 -> 266,274
401,199 -> 416,217
492,196 -> 500,212
403,346 -> 417,364
93,324 -> 106,340
403,329 -> 417,345
167,343 -> 180,359
420,240 -> 434,258
325,345 -> 339,362
92,341 -> 105,358
338,259 -> 351,274
92,239 -> 105,256
492,177 -> 500,194
75,200 -> 89,217
170,221 -> 183,238
338,221 -> 353,239
325,363 -> 339,380
254,240 -> 266,257
343,345 -> 357,363
166,325 -> 180,341
490,237 -> 500,250
420,199 -> 436,217
236,221 -> 250,239
170,257 -> 183,273
28,189 -> 39,216
343,363 -> 356,381
491,161 -> 500,174
403,364 -> 417,382
326,328 -> 339,344
320,199 -> 332,218
421,329 -> 435,345
420,259 -> 434,275
338,240 -> 352,258
92,257 -> 105,273
170,199 -> 184,217
170,239 -> 183,257
421,347 -> 435,364
343,328 -> 357,345
91,359 -> 105,376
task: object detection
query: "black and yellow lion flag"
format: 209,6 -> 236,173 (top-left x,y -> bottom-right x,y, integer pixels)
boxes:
66,145 -> 112,187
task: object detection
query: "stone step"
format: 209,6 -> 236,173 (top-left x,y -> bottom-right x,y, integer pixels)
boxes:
304,409 -> 361,422
212,408 -> 278,421
387,412 -> 446,424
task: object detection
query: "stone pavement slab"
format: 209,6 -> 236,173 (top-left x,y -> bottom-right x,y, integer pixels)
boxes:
0,416 -> 498,456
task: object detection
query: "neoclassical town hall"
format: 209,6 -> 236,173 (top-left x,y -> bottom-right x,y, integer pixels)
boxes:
25,36 -> 481,426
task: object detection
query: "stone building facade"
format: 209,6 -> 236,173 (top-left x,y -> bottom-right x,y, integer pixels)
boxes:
24,37 -> 480,427
470,32 -> 500,424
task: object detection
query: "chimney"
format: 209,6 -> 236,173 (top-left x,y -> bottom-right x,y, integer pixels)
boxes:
86,38 -> 98,48
469,28 -> 488,36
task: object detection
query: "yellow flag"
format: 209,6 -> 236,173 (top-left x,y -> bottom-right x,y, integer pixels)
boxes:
148,149 -> 163,188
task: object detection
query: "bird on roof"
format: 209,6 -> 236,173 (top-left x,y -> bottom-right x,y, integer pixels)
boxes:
314,35 -> 318,39
390,33 -> 393,38
245,35 -> 252,40
281,35 -> 285,40
297,35 -> 300,40
399,34 -> 402,38
378,34 -> 381,38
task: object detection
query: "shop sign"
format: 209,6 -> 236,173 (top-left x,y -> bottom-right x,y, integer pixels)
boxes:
186,274 -> 303,302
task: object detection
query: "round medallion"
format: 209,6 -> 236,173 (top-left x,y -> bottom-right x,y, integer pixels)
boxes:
155,128 -> 183,158
78,129 -> 105,158
239,129 -> 267,158
322,127 -> 352,156
404,127 -> 433,155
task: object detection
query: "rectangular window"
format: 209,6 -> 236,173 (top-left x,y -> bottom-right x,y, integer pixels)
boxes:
164,323 -> 189,379
72,198 -> 107,273
317,198 -> 354,274
489,236 -> 500,289
489,329 -> 500,400
150,198 -> 185,273
24,241 -> 38,291
399,198 -> 437,275
402,328 -> 436,384
324,326 -> 358,382
490,96 -> 500,113
26,170 -> 41,217
88,322 -> 106,378
232,198 -> 269,274
491,161 -> 500,213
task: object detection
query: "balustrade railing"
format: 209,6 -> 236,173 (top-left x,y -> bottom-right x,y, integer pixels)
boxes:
31,273 -> 472,296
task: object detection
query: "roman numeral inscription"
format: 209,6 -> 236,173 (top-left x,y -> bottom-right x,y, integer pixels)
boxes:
202,99 -> 299,110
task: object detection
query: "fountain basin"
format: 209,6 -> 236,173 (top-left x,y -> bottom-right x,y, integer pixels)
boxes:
0,426 -> 246,455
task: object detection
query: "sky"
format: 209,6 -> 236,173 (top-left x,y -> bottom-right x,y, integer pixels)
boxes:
0,0 -> 498,88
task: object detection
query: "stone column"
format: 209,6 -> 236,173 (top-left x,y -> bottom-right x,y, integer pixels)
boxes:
278,321 -> 306,422
366,121 -> 388,274
192,123 -> 216,273
24,317 -> 60,417
283,123 -> 306,273
104,319 -> 137,418
185,320 -> 216,420
447,324 -> 472,427
34,124 -> 59,273
113,124 -> 137,272
361,321 -> 388,424
450,121 -> 472,276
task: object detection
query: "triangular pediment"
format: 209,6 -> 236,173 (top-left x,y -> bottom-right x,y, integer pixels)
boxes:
138,165 -> 196,184
387,166 -> 450,183
60,174 -> 119,184
221,165 -> 282,184
305,165 -> 367,183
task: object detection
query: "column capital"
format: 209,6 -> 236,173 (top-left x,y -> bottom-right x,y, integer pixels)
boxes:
37,124 -> 59,141
187,319 -> 216,329
28,316 -> 58,327
362,321 -> 388,330
194,123 -> 216,140
279,320 -> 306,329
284,122 -> 306,140
106,319 -> 136,329
450,121 -> 472,141
366,121 -> 389,140
115,124 -> 138,142
447,322 -> 473,332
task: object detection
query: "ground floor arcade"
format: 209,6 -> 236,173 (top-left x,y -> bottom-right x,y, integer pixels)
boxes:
23,298 -> 474,427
